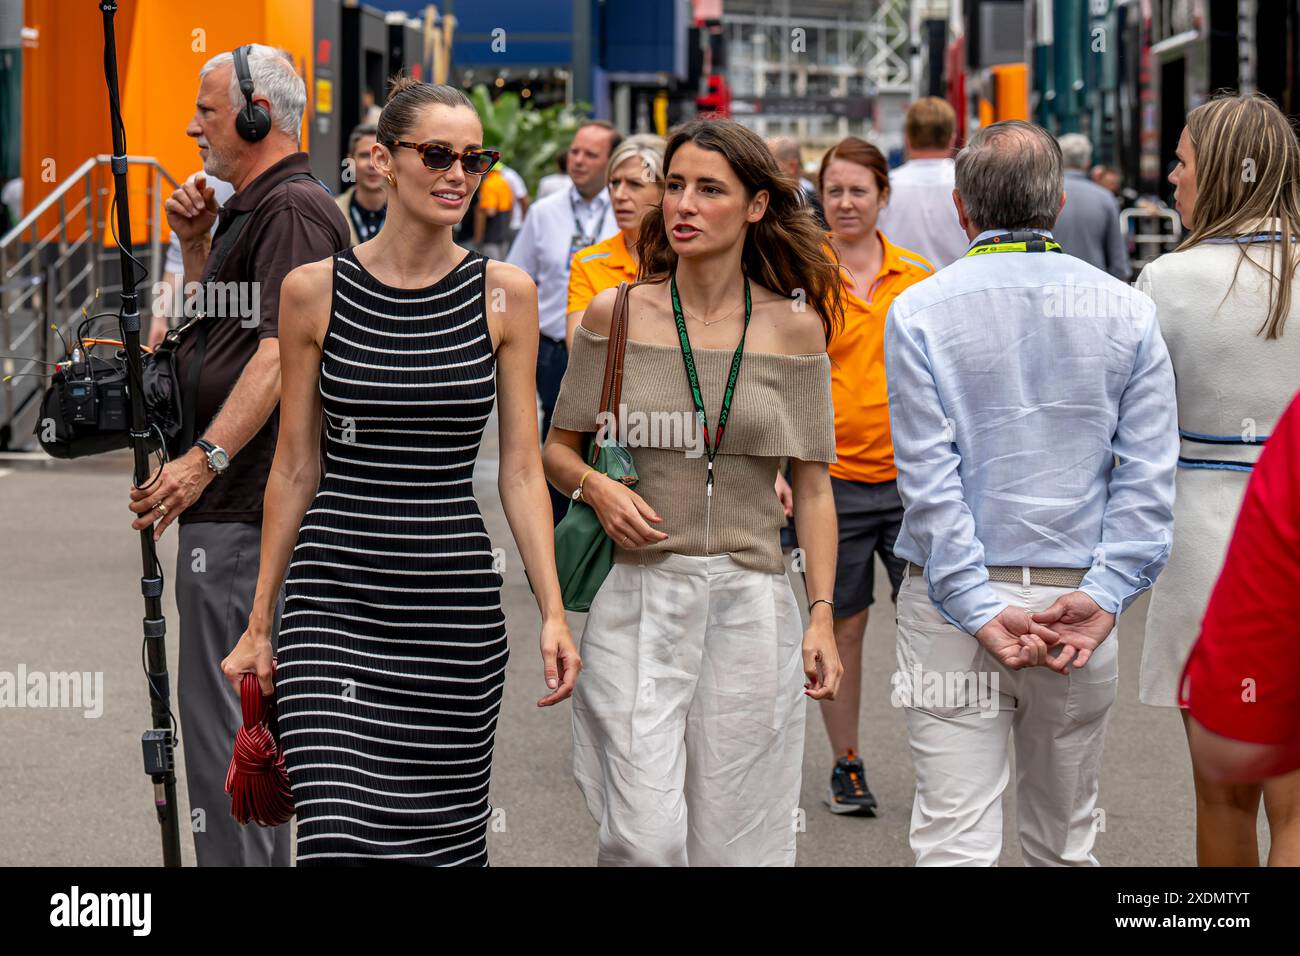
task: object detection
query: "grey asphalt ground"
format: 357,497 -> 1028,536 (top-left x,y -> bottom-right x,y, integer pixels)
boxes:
0,418 -> 1259,866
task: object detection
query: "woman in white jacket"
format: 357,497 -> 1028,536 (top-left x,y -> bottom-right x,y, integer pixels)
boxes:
1138,93 -> 1300,866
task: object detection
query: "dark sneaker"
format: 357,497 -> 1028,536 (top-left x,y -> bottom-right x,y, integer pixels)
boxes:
826,750 -> 878,816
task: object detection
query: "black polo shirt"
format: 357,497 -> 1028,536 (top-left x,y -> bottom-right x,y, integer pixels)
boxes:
176,152 -> 349,524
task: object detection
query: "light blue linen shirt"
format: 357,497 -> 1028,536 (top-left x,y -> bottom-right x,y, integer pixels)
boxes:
884,230 -> 1179,634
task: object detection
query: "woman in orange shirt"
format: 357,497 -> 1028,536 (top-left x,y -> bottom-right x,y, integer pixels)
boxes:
788,137 -> 935,816
564,134 -> 665,348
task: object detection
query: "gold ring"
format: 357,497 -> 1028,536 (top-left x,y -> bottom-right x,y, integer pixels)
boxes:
154,501 -> 169,517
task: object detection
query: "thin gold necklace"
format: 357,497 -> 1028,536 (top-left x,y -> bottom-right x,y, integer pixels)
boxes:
679,299 -> 745,327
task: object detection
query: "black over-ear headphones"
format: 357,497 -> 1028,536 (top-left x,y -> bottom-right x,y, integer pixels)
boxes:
232,45 -> 272,142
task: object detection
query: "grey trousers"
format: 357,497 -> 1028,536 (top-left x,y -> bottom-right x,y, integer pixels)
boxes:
175,520 -> 292,866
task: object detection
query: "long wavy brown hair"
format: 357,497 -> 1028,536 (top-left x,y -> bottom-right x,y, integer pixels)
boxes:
1179,93 -> 1300,339
636,119 -> 844,341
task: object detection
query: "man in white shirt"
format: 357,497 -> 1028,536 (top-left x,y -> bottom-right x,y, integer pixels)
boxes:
1,176 -> 21,229
878,97 -> 969,268
507,120 -> 622,521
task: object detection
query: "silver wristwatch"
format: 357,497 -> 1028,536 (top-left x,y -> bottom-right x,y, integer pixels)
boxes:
195,438 -> 230,475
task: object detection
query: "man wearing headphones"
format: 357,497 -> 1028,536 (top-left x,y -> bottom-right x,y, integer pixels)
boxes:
127,44 -> 349,866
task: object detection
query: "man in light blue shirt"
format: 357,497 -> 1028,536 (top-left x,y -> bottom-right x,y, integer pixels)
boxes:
884,120 -> 1177,866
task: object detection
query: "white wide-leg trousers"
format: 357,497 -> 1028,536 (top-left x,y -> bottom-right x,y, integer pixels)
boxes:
573,553 -> 807,867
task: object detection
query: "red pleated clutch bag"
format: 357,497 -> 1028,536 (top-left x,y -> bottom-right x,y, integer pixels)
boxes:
225,665 -> 295,827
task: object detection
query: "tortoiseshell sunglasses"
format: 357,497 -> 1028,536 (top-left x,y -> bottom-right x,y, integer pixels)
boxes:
386,141 -> 501,175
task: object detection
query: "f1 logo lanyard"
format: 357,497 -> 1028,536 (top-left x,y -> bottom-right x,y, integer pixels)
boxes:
964,231 -> 1064,256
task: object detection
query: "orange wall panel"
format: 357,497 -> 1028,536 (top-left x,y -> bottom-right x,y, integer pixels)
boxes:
265,0 -> 314,154
22,0 -> 313,249
993,64 -> 1029,123
21,0 -> 126,243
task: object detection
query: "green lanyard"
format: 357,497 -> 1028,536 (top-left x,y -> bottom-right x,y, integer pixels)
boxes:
669,271 -> 753,497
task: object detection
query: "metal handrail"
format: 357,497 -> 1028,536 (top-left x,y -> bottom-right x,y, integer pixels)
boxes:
1121,206 -> 1183,273
0,157 -> 97,249
0,155 -> 178,248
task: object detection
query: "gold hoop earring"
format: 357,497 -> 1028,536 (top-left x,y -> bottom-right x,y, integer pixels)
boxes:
386,174 -> 396,187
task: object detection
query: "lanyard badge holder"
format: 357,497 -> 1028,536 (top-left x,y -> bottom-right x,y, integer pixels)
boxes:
668,271 -> 753,554
569,192 -> 606,259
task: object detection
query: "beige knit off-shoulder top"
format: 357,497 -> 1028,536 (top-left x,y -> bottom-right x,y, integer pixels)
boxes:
552,325 -> 837,574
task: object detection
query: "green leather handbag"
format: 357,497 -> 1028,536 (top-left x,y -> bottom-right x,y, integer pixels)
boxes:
553,281 -> 637,611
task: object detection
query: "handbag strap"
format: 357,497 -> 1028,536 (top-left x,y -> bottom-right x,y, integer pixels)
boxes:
178,321 -> 209,451
593,282 -> 631,461
177,206 -> 254,452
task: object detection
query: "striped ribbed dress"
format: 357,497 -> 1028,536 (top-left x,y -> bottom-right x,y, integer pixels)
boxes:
277,247 -> 507,866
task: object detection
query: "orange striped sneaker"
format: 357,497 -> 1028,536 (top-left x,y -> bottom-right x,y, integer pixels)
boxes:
827,750 -> 878,816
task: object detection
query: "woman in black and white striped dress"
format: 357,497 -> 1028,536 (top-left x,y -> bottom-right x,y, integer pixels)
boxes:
221,77 -> 579,865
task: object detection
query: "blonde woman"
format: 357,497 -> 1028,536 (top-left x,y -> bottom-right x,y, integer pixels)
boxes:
564,134 -> 666,347
1138,93 -> 1300,866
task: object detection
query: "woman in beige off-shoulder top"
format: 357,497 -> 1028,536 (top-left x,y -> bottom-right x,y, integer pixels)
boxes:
543,118 -> 846,867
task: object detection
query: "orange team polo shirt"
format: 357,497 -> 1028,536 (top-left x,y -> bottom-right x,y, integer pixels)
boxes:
567,230 -> 638,317
479,171 -> 514,214
826,231 -> 934,484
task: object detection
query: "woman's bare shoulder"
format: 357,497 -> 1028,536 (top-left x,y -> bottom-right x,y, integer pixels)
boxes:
279,257 -> 336,342
580,285 -> 622,337
586,280 -> 666,338
752,286 -> 828,354
282,256 -> 335,298
485,258 -> 537,299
